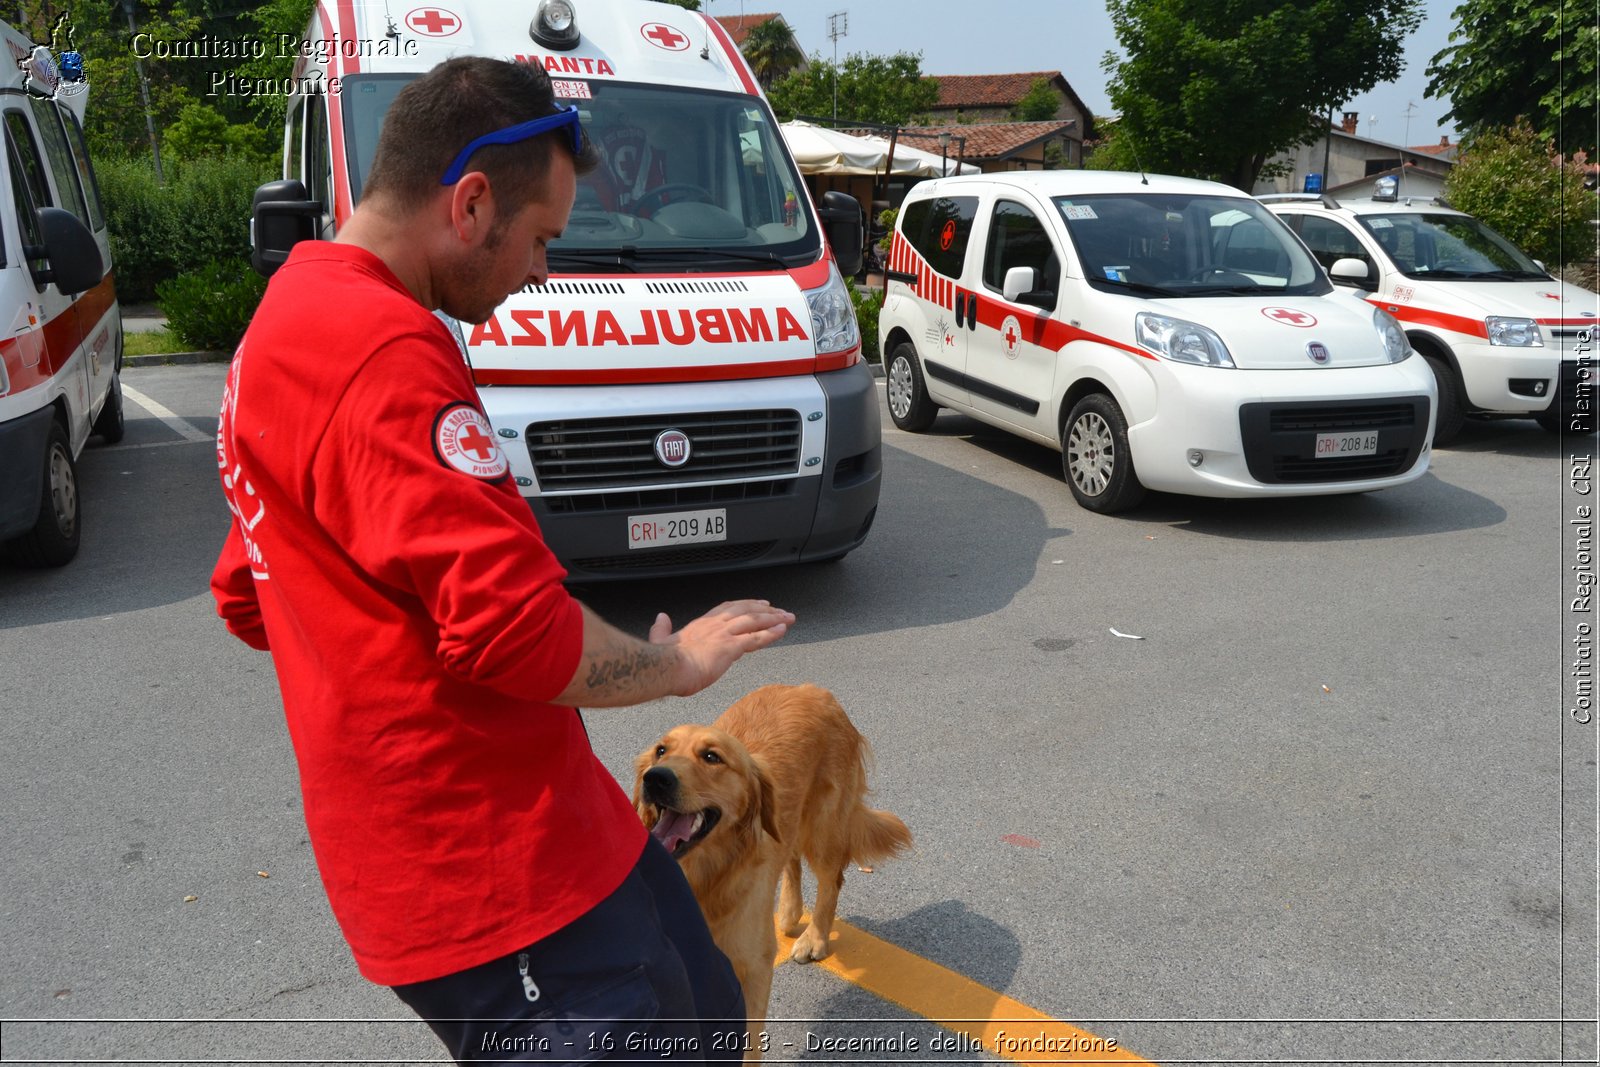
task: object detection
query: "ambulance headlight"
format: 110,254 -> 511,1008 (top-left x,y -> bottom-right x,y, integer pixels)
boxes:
804,261 -> 861,357
1373,307 -> 1411,362
1485,316 -> 1544,347
531,0 -> 579,50
1135,312 -> 1235,368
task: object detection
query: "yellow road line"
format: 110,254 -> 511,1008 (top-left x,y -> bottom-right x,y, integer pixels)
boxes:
774,918 -> 1155,1065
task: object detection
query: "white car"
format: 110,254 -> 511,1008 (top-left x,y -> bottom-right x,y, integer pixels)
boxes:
878,171 -> 1436,513
1264,180 -> 1598,442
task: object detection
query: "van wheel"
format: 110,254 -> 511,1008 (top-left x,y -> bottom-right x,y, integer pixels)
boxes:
92,371 -> 125,444
4,420 -> 81,567
1425,356 -> 1464,446
1062,394 -> 1145,514
885,342 -> 937,432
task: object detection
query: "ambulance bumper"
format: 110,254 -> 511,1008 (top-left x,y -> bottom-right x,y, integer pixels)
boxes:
506,363 -> 881,581
0,406 -> 51,541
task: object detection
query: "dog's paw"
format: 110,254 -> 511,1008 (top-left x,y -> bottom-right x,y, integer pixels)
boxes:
789,928 -> 831,963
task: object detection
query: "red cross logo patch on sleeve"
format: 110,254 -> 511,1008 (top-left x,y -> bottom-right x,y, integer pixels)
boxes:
433,403 -> 510,481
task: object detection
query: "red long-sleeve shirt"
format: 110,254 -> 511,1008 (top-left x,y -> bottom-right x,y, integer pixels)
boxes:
211,242 -> 645,986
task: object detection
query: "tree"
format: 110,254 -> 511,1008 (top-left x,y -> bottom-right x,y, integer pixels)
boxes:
740,18 -> 804,91
767,52 -> 940,126
653,0 -> 701,9
1445,121 -> 1595,267
1103,0 -> 1423,190
1425,0 -> 1597,156
1012,77 -> 1060,122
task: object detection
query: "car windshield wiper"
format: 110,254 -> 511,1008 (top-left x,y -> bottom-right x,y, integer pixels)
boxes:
1094,277 -> 1178,297
552,245 -> 800,272
546,249 -> 640,272
1464,269 -> 1548,280
1185,283 -> 1276,295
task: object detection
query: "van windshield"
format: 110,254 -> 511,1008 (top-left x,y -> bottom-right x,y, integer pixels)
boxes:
1052,193 -> 1328,297
341,77 -> 819,271
1356,212 -> 1547,280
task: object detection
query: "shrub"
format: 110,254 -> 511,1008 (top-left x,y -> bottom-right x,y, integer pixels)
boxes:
1445,121 -> 1595,267
850,285 -> 883,363
157,258 -> 267,352
98,155 -> 273,302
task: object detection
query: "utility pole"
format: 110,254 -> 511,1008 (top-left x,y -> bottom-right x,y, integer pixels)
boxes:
120,0 -> 163,183
826,10 -> 847,122
1399,101 -> 1417,197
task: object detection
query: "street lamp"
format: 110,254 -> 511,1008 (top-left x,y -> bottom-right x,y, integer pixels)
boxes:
938,131 -> 949,177
119,0 -> 163,182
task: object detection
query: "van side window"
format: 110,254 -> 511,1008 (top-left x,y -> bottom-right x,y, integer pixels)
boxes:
304,93 -> 333,230
982,200 -> 1060,298
5,113 -> 51,278
1295,215 -> 1374,279
58,106 -> 105,231
286,95 -> 306,183
28,96 -> 89,225
902,195 -> 978,280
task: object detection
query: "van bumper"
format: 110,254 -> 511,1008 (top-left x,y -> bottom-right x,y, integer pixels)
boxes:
0,406 -> 51,541
524,363 -> 882,581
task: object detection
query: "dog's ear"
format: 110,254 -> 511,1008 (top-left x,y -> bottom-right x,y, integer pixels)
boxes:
632,746 -> 657,825
752,757 -> 781,845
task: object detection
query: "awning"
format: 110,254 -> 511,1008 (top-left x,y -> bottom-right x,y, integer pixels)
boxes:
780,121 -> 979,177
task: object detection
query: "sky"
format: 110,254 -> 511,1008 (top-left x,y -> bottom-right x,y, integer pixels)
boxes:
702,0 -> 1464,148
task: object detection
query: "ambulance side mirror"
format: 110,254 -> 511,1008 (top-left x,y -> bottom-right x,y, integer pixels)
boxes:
251,179 -> 321,277
32,206 -> 103,296
817,191 -> 864,277
1003,266 -> 1054,310
1329,257 -> 1372,288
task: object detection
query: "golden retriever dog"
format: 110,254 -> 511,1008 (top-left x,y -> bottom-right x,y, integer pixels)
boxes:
633,684 -> 911,1058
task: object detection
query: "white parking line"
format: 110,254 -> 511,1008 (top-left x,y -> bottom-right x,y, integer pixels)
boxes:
120,384 -> 212,443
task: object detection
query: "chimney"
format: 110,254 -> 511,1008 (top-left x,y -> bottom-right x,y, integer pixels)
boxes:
1440,136 -> 1449,147
1341,111 -> 1359,135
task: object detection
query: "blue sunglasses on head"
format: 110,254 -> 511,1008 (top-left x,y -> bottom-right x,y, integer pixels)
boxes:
440,104 -> 586,185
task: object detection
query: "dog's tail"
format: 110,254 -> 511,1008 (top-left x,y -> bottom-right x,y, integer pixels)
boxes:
849,806 -> 913,865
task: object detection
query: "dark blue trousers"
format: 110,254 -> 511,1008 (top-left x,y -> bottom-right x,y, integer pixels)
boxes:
392,837 -> 746,1064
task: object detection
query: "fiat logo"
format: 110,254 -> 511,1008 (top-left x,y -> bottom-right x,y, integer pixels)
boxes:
1306,341 -> 1330,365
653,429 -> 691,467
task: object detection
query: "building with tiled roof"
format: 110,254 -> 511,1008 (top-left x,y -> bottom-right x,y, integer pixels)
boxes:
713,11 -> 783,46
923,71 -> 1094,168
891,120 -> 1082,173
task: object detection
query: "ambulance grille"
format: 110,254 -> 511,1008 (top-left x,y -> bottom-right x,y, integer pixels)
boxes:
644,280 -> 750,295
527,409 -> 802,491
1239,397 -> 1430,485
521,281 -> 626,295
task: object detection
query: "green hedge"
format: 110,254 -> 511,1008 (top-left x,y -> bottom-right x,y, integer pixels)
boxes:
97,156 -> 273,303
155,258 -> 267,352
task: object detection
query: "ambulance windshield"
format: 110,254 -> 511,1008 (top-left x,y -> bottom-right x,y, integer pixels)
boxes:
1355,212 -> 1547,280
342,77 -> 819,271
1055,193 -> 1328,298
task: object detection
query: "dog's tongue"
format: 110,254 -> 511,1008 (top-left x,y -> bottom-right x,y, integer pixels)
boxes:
651,810 -> 698,853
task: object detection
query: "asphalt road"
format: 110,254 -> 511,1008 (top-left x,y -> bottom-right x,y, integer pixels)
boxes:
0,362 -> 1592,1066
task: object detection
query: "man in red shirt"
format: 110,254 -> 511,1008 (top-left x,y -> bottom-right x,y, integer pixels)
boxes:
212,57 -> 790,1063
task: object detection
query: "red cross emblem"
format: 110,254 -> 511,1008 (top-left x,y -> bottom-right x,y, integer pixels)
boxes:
641,22 -> 689,50
434,403 -> 508,481
406,7 -> 461,36
1000,315 -> 1022,358
1262,307 -> 1317,328
939,220 -> 957,251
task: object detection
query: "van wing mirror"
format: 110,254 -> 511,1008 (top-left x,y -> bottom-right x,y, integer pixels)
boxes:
817,191 -> 864,277
1002,265 -> 1054,309
1329,257 -> 1371,285
251,179 -> 321,277
32,207 -> 103,296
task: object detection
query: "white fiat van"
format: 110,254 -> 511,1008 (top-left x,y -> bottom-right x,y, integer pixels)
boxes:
1265,182 -> 1598,443
250,0 -> 878,579
0,19 -> 123,566
879,171 -> 1437,513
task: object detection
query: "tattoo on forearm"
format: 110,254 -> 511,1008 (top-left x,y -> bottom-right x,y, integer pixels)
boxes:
584,642 -> 672,697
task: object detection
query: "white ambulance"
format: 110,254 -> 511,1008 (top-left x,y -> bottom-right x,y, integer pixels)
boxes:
0,19 -> 123,567
1265,180 -> 1599,443
250,0 -> 878,580
879,171 -> 1436,513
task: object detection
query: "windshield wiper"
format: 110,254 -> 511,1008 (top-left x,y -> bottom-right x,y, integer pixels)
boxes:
547,249 -> 640,272
1186,283 -> 1276,295
1094,277 -> 1178,297
1464,269 -> 1548,280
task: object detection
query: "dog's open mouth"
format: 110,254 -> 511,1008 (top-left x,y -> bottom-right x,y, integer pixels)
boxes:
650,806 -> 721,857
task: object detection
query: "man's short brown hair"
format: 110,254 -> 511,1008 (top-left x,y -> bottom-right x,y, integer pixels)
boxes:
362,57 -> 599,216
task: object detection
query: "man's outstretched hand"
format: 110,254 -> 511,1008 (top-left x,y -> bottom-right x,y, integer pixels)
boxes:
649,600 -> 795,697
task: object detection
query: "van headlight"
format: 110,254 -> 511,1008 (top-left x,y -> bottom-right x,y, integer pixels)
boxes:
804,260 -> 860,356
1485,316 -> 1544,347
1373,307 -> 1411,363
1135,312 -> 1234,368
